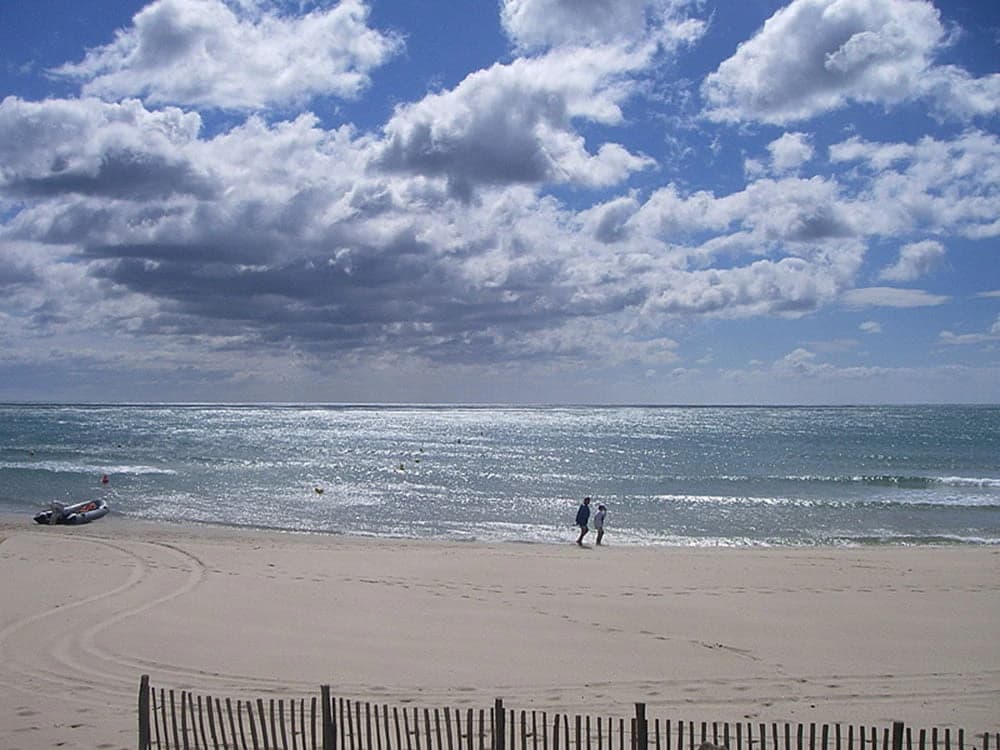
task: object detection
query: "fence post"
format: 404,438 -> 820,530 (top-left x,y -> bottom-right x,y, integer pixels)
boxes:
892,723 -> 904,750
323,685 -> 336,750
495,700 -> 505,750
635,704 -> 648,750
138,674 -> 151,750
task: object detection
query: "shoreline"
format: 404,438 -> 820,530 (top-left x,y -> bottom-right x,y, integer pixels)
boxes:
4,510 -> 998,549
1,514 -> 997,749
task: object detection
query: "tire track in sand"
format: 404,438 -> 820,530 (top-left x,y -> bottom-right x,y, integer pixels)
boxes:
0,533 -> 206,711
1,531 -> 314,712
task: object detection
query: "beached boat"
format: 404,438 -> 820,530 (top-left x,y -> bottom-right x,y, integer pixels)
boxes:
34,498 -> 109,525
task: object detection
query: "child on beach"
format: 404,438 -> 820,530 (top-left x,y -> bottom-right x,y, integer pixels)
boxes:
593,504 -> 607,545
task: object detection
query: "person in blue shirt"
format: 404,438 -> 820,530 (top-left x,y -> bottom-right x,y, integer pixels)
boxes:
575,496 -> 592,546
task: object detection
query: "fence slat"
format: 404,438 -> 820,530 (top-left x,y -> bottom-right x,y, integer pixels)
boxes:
403,705 -> 414,750
197,694 -> 210,750
238,699 -> 251,750
206,695 -> 220,750
178,691 -> 188,750
139,675 -> 152,750
153,687 -> 164,750
279,699 -> 290,750
249,701 -> 261,750
256,698 -> 270,750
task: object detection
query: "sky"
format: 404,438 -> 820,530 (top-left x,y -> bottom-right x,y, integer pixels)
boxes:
0,0 -> 998,404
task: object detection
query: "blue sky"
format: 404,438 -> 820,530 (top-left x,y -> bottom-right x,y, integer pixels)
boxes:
1,0 -> 998,404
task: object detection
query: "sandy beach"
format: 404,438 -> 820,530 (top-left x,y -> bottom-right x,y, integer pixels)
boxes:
0,515 -> 997,750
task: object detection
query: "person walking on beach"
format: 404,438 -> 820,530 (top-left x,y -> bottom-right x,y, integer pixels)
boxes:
593,504 -> 607,545
575,496 -> 591,545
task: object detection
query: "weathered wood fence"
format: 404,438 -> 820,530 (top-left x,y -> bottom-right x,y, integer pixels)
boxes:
137,676 -> 999,750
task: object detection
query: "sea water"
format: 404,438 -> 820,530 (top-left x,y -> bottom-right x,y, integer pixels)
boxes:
1,403 -> 998,546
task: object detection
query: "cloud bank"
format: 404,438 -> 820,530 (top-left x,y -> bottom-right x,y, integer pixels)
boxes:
1,0 -> 997,401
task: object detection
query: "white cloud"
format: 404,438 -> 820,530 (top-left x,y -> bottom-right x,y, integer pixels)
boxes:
830,131 -> 1000,239
919,65 -> 1000,120
0,96 -> 208,200
377,47 -> 656,196
878,239 -> 945,281
641,250 -> 863,319
939,314 -> 1000,345
501,0 -> 706,52
860,320 -> 882,333
702,0 -> 996,124
768,132 -> 814,173
52,0 -> 402,110
2,1 -> 996,398
630,175 -> 853,246
842,286 -> 948,307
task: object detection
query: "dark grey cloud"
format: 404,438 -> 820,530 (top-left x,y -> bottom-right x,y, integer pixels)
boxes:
86,234 -> 596,364
0,260 -> 38,288
5,149 -> 216,200
377,99 -> 556,197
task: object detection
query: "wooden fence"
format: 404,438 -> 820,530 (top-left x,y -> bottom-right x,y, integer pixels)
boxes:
137,676 -> 999,750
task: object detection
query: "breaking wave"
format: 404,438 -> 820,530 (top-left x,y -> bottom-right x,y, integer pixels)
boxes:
0,460 -> 176,476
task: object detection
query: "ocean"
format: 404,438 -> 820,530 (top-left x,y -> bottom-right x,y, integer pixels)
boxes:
1,403 -> 998,546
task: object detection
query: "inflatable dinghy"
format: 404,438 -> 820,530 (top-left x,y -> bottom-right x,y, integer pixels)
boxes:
34,498 -> 109,525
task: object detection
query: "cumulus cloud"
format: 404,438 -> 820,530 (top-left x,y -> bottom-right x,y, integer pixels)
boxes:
0,97 -> 210,200
500,0 -> 706,52
919,65 -> 1000,120
878,239 -> 945,281
629,175 -> 854,246
2,0 -> 996,399
0,95 -> 868,373
52,0 -> 402,110
830,131 -> 1000,239
376,47 -> 656,197
768,132 -> 814,173
770,347 -> 894,380
641,252 -> 862,319
702,0 -> 997,124
859,320 -> 882,333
